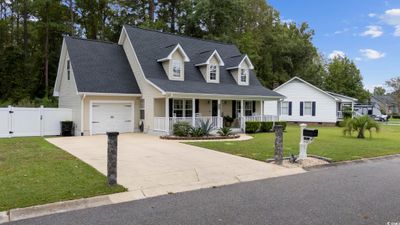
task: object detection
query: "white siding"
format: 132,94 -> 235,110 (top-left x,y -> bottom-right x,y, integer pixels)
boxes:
264,100 -> 278,116
58,51 -> 82,134
274,80 -> 338,123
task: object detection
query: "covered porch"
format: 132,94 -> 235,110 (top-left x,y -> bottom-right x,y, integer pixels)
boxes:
152,96 -> 279,134
337,101 -> 355,120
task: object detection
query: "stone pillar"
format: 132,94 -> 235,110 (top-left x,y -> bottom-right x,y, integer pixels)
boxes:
274,125 -> 284,165
107,132 -> 119,185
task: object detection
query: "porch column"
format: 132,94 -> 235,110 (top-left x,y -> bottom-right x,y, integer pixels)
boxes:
351,102 -> 355,118
240,100 -> 244,129
277,100 -> 282,120
165,97 -> 169,134
260,100 -> 264,115
192,98 -> 196,127
217,99 -> 221,128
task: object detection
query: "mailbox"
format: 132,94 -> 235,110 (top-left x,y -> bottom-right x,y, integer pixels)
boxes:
303,128 -> 318,138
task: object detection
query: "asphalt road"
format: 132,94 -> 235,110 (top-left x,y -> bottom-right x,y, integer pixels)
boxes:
8,157 -> 400,225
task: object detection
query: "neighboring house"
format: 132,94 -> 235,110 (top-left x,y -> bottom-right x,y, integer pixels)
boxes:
264,77 -> 357,124
370,95 -> 399,115
53,26 -> 283,135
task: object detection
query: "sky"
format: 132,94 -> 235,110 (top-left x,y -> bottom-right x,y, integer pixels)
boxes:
268,0 -> 400,92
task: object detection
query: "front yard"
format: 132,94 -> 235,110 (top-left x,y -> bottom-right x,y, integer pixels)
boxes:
0,137 -> 125,211
188,124 -> 400,162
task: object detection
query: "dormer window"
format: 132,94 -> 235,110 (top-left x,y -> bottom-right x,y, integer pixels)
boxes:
172,60 -> 181,78
240,68 -> 248,83
157,43 -> 190,81
67,60 -> 71,80
209,64 -> 217,81
226,54 -> 254,86
195,50 -> 224,83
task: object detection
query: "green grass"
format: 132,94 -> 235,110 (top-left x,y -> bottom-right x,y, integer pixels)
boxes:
0,137 -> 126,211
187,125 -> 400,162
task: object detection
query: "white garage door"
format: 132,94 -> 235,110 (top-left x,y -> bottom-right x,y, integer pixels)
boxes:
91,102 -> 134,135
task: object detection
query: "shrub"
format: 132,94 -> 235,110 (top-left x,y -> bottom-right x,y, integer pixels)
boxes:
392,113 -> 400,119
217,127 -> 233,136
343,115 -> 380,139
223,116 -> 234,127
274,121 -> 287,131
173,121 -> 191,137
245,122 -> 260,133
259,122 -> 273,132
189,127 -> 204,137
197,119 -> 214,136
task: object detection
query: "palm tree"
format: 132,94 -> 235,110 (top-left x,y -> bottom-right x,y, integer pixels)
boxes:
343,116 -> 380,139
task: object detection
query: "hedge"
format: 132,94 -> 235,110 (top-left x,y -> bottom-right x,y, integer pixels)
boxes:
245,121 -> 287,133
245,122 -> 260,133
274,121 -> 287,131
260,121 -> 273,132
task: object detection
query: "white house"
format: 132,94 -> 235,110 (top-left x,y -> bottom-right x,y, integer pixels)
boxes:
264,77 -> 357,124
53,26 -> 283,136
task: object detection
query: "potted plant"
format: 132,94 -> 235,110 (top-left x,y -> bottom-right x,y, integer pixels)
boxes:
223,116 -> 234,127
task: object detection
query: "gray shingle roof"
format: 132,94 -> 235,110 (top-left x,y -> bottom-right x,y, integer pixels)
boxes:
124,26 -> 282,97
65,36 -> 141,94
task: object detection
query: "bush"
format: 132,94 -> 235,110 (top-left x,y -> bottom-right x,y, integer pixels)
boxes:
173,121 -> 191,137
197,119 -> 214,136
217,127 -> 233,136
392,113 -> 400,119
343,115 -> 380,139
189,127 -> 204,137
259,122 -> 273,132
245,122 -> 260,133
274,121 -> 287,131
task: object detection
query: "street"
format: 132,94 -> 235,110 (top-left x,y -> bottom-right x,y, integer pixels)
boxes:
8,157 -> 400,225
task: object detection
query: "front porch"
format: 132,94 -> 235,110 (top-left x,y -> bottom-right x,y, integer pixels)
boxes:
152,98 -> 279,134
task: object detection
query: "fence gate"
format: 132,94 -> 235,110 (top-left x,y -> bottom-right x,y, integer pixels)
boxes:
0,106 -> 72,138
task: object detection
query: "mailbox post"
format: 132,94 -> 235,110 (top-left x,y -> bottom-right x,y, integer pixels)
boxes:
299,124 -> 318,160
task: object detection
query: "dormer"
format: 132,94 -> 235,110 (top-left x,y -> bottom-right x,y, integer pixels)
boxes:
195,50 -> 225,83
226,54 -> 254,86
157,43 -> 190,81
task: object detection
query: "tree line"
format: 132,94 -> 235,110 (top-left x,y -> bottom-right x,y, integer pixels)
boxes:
0,0 -> 373,106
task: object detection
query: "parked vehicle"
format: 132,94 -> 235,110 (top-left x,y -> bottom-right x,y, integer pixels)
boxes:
371,114 -> 388,122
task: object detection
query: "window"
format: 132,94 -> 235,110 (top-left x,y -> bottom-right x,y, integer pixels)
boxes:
185,100 -> 193,117
140,99 -> 145,120
235,100 -> 242,117
304,101 -> 312,116
240,68 -> 248,83
172,60 -> 181,78
67,60 -> 71,80
245,101 -> 253,116
173,99 -> 184,117
209,64 -> 217,81
281,102 -> 289,115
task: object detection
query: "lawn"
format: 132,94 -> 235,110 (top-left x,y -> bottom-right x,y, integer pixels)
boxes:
188,125 -> 400,162
0,137 -> 126,211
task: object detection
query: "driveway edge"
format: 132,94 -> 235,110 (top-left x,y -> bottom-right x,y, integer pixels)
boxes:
0,191 -> 146,224
304,154 -> 400,171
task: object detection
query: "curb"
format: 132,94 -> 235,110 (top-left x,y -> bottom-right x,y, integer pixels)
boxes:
304,154 -> 400,171
0,191 -> 146,224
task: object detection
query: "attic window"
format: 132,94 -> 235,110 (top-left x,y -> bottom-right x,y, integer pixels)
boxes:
67,60 -> 71,80
240,68 -> 248,83
172,60 -> 181,78
209,64 -> 217,80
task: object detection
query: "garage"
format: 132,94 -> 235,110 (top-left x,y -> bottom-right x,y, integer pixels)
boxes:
90,102 -> 134,135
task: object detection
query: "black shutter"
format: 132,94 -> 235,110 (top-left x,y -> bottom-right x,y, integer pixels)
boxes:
195,99 -> 199,114
232,100 -> 237,118
300,102 -> 303,116
288,102 -> 292,116
169,99 -> 173,117
312,101 -> 316,116
252,101 -> 256,113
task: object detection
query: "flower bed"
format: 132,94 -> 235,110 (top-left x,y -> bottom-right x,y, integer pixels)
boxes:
160,134 -> 240,140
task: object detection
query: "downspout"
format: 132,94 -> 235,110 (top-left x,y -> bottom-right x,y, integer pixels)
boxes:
80,94 -> 86,136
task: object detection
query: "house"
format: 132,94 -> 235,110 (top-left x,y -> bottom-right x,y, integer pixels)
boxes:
264,77 -> 357,124
53,26 -> 283,136
370,95 -> 399,115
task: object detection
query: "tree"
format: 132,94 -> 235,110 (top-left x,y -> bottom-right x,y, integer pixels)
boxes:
373,86 -> 386,96
324,57 -> 370,103
343,116 -> 380,139
385,76 -> 400,105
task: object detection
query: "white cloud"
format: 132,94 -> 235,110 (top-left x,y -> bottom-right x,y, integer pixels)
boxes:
368,13 -> 377,18
360,49 -> 386,59
395,25 -> 400,37
361,26 -> 383,38
381,8 -> 400,37
329,50 -> 346,59
354,57 -> 362,61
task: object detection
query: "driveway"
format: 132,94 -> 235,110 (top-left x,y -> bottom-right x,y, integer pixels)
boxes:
47,134 -> 304,198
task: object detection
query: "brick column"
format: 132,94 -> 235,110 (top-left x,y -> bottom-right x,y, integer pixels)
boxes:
107,132 -> 119,185
274,125 -> 284,165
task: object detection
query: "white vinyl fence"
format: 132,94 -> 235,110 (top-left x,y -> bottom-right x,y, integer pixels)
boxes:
0,106 -> 72,138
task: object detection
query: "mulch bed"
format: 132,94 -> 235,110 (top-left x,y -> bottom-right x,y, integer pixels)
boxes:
160,134 -> 240,140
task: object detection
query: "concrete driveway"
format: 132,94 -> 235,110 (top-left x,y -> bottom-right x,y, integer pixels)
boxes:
47,134 -> 304,198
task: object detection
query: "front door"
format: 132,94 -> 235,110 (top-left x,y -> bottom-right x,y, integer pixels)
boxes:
212,100 -> 218,117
